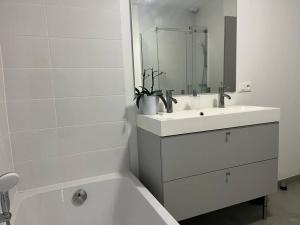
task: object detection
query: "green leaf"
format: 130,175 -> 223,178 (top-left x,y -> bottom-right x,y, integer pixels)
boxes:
136,95 -> 143,108
134,88 -> 141,100
135,87 -> 141,94
140,86 -> 151,95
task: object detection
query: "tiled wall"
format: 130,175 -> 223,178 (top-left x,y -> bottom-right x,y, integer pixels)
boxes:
0,0 -> 128,191
0,45 -> 13,175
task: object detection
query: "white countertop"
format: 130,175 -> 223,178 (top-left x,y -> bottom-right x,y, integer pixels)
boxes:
137,105 -> 280,136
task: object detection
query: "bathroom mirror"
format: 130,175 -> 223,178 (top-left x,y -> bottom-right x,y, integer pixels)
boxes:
130,0 -> 237,95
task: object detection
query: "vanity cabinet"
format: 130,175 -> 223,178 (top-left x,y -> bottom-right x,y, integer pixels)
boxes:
138,122 -> 279,221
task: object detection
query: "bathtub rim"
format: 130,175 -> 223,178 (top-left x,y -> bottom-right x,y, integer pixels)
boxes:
11,172 -> 179,225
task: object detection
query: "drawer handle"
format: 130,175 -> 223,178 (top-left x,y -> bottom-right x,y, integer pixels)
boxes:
225,132 -> 231,143
225,172 -> 231,183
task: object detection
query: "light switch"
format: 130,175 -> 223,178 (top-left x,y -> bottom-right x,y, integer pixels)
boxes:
239,81 -> 252,93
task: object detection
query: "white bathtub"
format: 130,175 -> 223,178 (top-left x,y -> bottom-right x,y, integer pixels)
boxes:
11,173 -> 178,225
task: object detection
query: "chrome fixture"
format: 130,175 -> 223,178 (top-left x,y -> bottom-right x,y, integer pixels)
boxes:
192,90 -> 198,97
72,189 -> 87,206
155,26 -> 193,33
0,173 -> 19,225
218,85 -> 231,108
166,90 -> 178,113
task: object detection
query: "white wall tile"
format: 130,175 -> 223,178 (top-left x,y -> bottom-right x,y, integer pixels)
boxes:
0,41 -> 12,176
53,68 -> 125,97
0,67 -> 4,102
55,96 -> 126,126
13,3 -> 47,36
7,100 -> 56,132
15,157 -> 63,190
50,38 -> 123,68
4,69 -> 54,100
0,0 -> 44,5
45,0 -> 120,11
0,102 -> 9,138
0,0 -> 128,190
0,137 -> 13,174
1,37 -> 51,68
58,122 -> 126,156
0,44 -> 5,102
11,129 -> 59,164
46,6 -> 121,39
0,3 -> 16,40
62,148 -> 128,182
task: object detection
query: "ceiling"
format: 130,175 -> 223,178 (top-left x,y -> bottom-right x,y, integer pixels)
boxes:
131,0 -> 208,11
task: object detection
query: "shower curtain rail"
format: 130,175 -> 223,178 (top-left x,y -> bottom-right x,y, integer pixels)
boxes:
140,26 -> 208,35
155,26 -> 192,33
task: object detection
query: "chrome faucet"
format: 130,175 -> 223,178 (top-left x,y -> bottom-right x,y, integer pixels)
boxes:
0,173 -> 19,225
166,90 -> 177,113
218,86 -> 231,108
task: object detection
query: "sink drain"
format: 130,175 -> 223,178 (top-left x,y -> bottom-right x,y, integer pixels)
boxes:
72,189 -> 87,206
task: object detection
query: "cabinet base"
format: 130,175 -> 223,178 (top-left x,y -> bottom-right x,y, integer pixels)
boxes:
249,196 -> 268,219
262,196 -> 268,219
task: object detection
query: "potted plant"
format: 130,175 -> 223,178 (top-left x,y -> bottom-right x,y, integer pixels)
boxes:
135,68 -> 167,115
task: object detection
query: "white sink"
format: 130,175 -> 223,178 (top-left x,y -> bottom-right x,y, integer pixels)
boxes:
137,105 -> 280,136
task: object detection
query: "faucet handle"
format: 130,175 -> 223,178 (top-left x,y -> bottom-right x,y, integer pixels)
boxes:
166,90 -> 177,103
192,90 -> 198,96
0,173 -> 19,193
171,97 -> 178,104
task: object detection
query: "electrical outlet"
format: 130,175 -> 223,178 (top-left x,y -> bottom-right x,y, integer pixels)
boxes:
239,81 -> 252,93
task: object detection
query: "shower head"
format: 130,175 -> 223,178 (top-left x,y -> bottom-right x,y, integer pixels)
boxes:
0,173 -> 19,193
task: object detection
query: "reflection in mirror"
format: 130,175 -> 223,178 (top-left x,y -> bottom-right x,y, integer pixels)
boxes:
131,0 -> 237,95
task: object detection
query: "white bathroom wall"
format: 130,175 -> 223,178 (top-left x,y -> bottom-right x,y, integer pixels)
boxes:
0,0 -> 129,190
235,0 -> 300,180
0,45 -> 13,175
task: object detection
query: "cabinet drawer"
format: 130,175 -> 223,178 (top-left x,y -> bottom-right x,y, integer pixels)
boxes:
161,123 -> 278,181
163,159 -> 278,221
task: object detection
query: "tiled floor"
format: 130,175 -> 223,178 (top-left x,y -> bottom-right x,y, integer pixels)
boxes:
181,181 -> 300,225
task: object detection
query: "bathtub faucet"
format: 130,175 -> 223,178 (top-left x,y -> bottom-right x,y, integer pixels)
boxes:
0,173 -> 19,225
